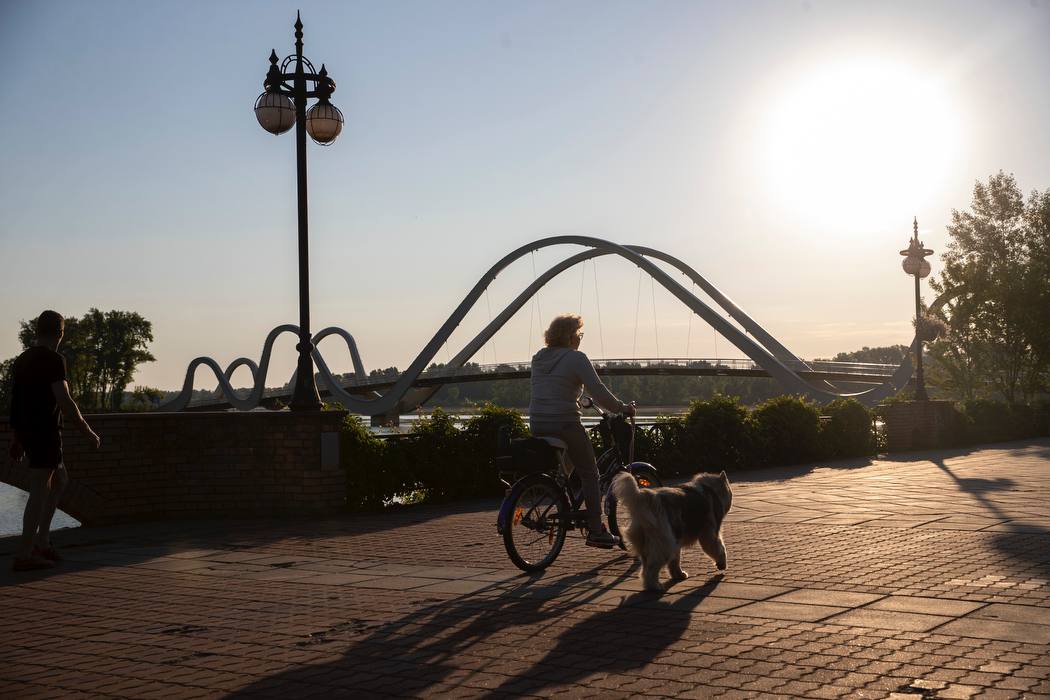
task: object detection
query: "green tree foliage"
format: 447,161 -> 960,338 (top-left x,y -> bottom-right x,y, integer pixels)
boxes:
18,308 -> 155,410
124,386 -> 165,411
929,172 -> 1050,402
830,345 -> 909,364
0,357 -> 14,414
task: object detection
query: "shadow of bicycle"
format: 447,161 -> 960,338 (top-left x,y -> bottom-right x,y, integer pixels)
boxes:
227,559 -> 733,697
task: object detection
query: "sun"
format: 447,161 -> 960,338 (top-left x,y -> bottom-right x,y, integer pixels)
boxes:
758,57 -> 960,230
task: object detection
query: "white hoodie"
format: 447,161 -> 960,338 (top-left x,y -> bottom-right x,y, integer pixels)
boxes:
529,347 -> 626,423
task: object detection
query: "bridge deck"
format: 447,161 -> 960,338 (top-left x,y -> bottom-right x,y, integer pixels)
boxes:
188,357 -> 905,410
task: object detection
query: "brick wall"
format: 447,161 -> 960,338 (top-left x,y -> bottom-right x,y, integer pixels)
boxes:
881,400 -> 957,452
0,411 -> 346,526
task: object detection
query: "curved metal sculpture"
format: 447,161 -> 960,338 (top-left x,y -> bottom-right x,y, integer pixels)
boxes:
159,236 -> 926,413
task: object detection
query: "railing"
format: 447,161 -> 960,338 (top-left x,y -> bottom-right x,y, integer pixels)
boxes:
341,357 -> 900,388
189,357 -> 903,408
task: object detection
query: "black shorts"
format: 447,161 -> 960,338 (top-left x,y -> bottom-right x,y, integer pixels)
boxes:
19,433 -> 63,470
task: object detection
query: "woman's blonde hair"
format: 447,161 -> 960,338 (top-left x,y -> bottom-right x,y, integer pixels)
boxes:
544,313 -> 583,348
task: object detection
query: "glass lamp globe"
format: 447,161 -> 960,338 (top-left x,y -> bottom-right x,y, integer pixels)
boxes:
901,256 -> 932,278
306,102 -> 344,145
255,91 -> 295,135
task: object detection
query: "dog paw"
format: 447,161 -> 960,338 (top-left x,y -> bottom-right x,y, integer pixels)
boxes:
716,560 -> 727,571
670,569 -> 689,581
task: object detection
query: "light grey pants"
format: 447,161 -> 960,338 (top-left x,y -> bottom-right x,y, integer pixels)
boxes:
530,420 -> 603,532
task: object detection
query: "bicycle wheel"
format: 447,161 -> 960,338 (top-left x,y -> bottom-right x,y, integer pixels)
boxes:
502,473 -> 569,572
607,465 -> 663,551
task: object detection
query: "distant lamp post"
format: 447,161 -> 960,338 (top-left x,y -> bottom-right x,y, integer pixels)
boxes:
901,217 -> 934,401
254,13 -> 345,411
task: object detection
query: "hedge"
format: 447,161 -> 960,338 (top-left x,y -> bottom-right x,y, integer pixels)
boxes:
341,396 -> 1050,510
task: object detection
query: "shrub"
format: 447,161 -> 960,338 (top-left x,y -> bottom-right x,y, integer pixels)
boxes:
751,395 -> 822,467
407,408 -> 466,500
821,398 -> 876,459
680,395 -> 756,472
961,399 -> 1018,443
460,403 -> 529,497
341,415 -> 397,511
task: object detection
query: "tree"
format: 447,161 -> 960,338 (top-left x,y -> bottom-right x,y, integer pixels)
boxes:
125,386 -> 165,411
0,357 -> 14,415
18,308 -> 155,410
830,345 -> 909,365
929,172 -> 1050,402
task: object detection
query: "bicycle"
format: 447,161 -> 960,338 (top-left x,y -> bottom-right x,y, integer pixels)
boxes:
494,400 -> 663,572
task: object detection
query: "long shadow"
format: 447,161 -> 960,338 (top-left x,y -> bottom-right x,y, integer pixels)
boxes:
926,454 -> 1050,576
0,492 -> 510,587
226,563 -> 728,697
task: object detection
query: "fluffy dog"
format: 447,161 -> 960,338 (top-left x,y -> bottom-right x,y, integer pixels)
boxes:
612,471 -> 733,592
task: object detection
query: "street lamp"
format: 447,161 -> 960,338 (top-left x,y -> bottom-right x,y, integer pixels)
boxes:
900,217 -> 933,401
254,13 -> 344,411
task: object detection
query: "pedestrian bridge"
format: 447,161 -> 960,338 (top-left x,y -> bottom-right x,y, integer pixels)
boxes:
186,357 -> 904,411
161,235 -> 929,415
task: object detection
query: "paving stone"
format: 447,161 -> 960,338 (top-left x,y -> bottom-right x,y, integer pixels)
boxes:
346,576 -> 438,590
701,582 -> 792,600
769,589 -> 885,608
294,572 -> 383,586
413,579 -> 495,595
966,603 -> 1050,626
866,596 -> 988,617
823,609 -> 955,632
936,619 -> 1050,645
729,601 -> 847,622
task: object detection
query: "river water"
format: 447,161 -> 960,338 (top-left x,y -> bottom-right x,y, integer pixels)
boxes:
0,484 -> 79,537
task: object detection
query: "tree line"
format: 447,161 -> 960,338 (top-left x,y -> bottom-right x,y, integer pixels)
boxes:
1,309 -> 155,413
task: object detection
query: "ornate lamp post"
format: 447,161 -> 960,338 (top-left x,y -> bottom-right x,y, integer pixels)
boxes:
901,217 -> 934,401
253,13 -> 344,411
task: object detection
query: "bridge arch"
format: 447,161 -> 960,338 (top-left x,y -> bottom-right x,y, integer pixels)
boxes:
160,236 -> 930,413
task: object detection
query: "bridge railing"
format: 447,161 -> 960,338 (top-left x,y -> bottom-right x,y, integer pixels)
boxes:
341,357 -> 900,388
188,357 -> 903,408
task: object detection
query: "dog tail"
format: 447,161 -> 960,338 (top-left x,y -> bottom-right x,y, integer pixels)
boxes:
612,472 -> 659,530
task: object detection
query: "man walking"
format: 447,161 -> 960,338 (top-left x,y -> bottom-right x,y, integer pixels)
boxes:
9,310 -> 100,572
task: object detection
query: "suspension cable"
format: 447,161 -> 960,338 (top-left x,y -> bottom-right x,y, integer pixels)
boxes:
592,260 -> 606,359
578,262 -> 586,315
632,268 -> 643,359
650,273 -> 660,358
531,250 -> 543,325
484,288 -> 497,365
685,279 -> 694,358
527,251 -> 539,357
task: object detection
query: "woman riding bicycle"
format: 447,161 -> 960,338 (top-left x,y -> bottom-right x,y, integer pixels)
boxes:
530,313 -> 636,549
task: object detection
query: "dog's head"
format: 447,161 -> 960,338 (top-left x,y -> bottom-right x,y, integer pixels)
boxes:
693,470 -> 732,523
716,470 -> 733,518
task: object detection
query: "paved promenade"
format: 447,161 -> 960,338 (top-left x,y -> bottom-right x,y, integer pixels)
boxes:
3,439 -> 1050,699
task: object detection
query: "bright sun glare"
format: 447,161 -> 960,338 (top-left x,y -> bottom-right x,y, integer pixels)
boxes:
760,57 -> 960,230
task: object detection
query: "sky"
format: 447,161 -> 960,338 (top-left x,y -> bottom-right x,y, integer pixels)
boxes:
1,0 -> 1049,392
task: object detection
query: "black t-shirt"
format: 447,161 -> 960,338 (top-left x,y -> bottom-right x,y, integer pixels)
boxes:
10,346 -> 67,440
